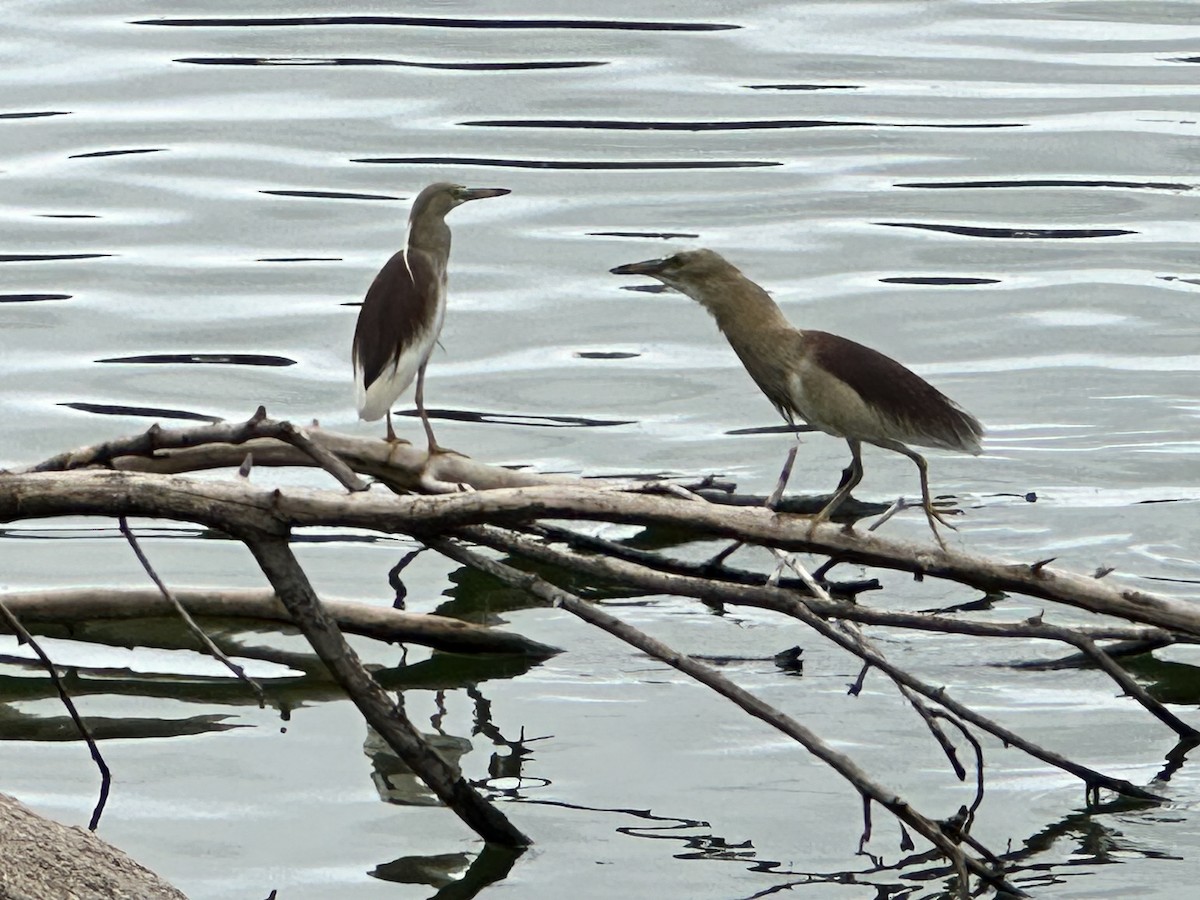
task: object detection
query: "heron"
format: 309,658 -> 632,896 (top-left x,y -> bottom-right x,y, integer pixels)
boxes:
610,248 -> 983,543
352,182 -> 510,449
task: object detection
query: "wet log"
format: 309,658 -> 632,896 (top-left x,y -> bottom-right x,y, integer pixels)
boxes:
0,587 -> 559,658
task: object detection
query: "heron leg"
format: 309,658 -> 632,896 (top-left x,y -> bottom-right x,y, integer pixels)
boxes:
385,411 -> 398,443
809,439 -> 863,532
414,360 -> 444,454
885,442 -> 958,548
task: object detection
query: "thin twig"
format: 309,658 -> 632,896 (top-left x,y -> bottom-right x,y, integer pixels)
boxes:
118,516 -> 266,707
0,598 -> 111,830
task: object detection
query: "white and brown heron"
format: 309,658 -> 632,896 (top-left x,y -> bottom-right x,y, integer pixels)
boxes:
610,249 -> 983,543
352,182 -> 510,449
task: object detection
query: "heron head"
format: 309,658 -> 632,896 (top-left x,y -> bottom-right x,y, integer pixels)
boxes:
411,182 -> 510,222
609,248 -> 734,294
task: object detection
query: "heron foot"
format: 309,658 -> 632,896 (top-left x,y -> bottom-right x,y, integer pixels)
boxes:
427,441 -> 468,459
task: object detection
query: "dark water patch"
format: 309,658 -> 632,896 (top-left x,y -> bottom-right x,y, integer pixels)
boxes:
135,16 -> 738,32
897,178 -> 1192,192
880,276 -> 1001,286
745,83 -> 861,91
0,253 -> 112,262
96,353 -> 297,367
256,257 -> 342,262
590,231 -> 700,240
1158,276 -> 1200,286
59,402 -> 223,423
0,110 -> 70,120
178,56 -> 605,71
262,189 -> 399,201
575,351 -> 641,360
355,156 -> 778,170
69,148 -> 166,159
876,222 -> 1135,239
397,408 -> 634,428
0,293 -> 71,303
461,118 -> 1023,131
37,213 -> 100,219
1166,57 -> 1200,63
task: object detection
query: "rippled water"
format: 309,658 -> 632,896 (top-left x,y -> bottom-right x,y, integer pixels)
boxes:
3,2 -> 1200,898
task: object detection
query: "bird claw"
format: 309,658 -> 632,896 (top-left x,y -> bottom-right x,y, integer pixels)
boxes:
427,443 -> 468,459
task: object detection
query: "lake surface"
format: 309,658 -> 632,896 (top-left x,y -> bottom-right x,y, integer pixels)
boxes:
2,1 -> 1199,898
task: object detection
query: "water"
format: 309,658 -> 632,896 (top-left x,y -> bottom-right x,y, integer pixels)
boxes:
2,1 -> 1199,897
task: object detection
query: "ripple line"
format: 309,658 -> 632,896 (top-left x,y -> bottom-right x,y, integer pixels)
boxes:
96,353 -> 297,367
0,293 -> 72,303
70,148 -> 166,159
59,402 -> 222,423
745,83 -> 861,91
0,253 -> 112,262
461,118 -> 1023,131
397,408 -> 635,428
177,56 -> 605,70
353,156 -> 778,170
135,16 -> 737,32
876,222 -> 1135,239
589,231 -> 700,240
0,110 -> 70,120
256,257 -> 342,262
879,276 -> 1001,285
897,178 -> 1192,191
262,189 -> 399,201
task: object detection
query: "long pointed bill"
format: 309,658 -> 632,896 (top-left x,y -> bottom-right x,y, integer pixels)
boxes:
609,257 -> 670,276
459,187 -> 511,201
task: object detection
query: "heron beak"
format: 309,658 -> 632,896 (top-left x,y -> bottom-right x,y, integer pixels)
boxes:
610,257 -> 669,276
458,187 -> 511,201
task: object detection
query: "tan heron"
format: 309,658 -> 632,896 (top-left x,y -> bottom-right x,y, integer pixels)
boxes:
610,248 -> 983,543
352,182 -> 509,449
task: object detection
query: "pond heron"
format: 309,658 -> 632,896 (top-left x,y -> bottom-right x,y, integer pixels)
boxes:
352,182 -> 510,449
611,249 -> 983,543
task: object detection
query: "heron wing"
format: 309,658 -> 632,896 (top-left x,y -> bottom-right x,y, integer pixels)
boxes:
352,249 -> 440,391
802,330 -> 983,453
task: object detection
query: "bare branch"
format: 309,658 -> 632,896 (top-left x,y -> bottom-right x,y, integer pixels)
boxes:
119,516 -> 266,707
0,599 -> 111,830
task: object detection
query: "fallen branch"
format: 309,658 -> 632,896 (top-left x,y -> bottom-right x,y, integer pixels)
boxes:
424,535 -> 1022,898
4,471 -> 1197,636
0,587 -> 558,658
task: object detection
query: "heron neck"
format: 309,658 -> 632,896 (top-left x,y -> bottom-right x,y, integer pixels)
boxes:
407,216 -> 452,260
691,271 -> 794,348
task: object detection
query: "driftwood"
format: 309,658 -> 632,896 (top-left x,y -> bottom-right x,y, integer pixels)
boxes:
3,410 -> 1198,897
0,587 -> 558,657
